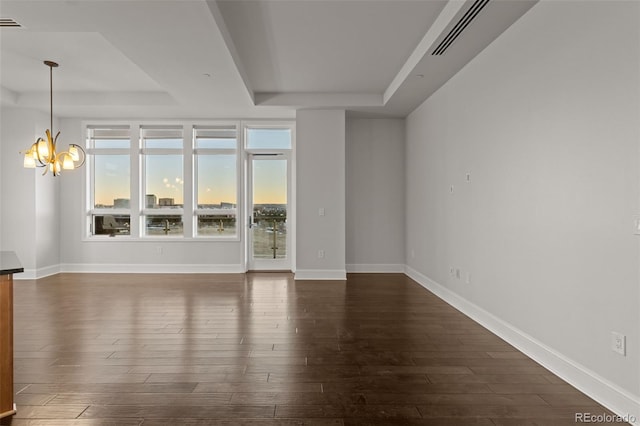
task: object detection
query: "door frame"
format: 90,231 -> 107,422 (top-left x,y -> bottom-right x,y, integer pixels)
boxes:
242,122 -> 295,272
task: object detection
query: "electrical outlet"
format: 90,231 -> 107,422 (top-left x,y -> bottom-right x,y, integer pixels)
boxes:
318,250 -> 325,259
466,173 -> 471,183
455,268 -> 461,279
156,246 -> 163,255
611,331 -> 626,356
449,266 -> 455,276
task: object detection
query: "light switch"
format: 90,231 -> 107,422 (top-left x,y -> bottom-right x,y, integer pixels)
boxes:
319,208 -> 325,216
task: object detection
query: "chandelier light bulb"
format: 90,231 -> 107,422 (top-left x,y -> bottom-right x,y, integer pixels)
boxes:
62,154 -> 74,170
69,145 -> 80,161
36,138 -> 49,158
23,155 -> 36,168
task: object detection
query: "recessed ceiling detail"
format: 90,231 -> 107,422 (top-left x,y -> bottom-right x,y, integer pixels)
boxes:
0,0 -> 539,119
215,0 -> 448,94
215,0 -> 538,116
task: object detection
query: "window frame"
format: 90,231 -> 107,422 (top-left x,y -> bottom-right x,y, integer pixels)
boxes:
242,121 -> 296,269
140,126 -> 186,238
84,121 -> 245,241
86,125 -> 133,239
244,123 -> 294,151
193,123 -> 240,240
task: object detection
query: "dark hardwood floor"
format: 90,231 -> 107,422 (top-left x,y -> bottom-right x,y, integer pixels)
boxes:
1,272 -> 623,425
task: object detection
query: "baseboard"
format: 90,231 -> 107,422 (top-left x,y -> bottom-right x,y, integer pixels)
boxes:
346,263 -> 405,273
404,265 -> 640,425
19,264 -> 347,278
14,264 -> 60,280
59,263 -> 246,274
16,269 -> 38,280
294,269 -> 346,280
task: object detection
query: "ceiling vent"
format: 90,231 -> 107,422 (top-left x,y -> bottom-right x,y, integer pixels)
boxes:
0,18 -> 22,28
432,0 -> 490,55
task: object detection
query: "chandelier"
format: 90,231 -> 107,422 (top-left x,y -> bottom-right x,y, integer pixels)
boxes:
22,60 -> 85,176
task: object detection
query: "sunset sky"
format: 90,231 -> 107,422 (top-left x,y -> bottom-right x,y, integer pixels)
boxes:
93,128 -> 290,207
197,154 -> 236,205
252,158 -> 287,205
94,155 -> 129,206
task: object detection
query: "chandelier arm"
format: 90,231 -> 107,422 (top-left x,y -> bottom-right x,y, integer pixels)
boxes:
73,144 -> 87,168
47,130 -> 55,163
33,153 -> 48,168
33,138 -> 48,167
56,144 -> 86,170
32,145 -> 47,167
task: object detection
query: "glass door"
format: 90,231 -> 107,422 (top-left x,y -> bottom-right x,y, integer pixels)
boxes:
248,155 -> 290,271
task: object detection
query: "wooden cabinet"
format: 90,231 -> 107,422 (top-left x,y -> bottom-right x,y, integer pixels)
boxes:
0,252 -> 23,419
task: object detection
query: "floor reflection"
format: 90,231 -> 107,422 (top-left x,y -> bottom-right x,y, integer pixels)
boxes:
9,272 -> 615,424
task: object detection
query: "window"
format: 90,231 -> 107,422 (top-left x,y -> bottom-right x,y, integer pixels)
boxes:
194,126 -> 238,237
87,126 -> 131,236
246,127 -> 292,149
141,127 -> 184,237
85,121 -> 291,240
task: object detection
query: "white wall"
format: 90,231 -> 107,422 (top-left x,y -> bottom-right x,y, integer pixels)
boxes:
7,112 -> 399,278
405,0 -> 639,417
346,118 -> 404,272
58,118 -> 243,272
295,109 -> 346,279
1,107 -> 60,277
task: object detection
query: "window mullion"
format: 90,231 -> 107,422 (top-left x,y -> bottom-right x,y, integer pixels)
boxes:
194,148 -> 236,155
87,148 -> 130,155
130,124 -> 141,238
183,124 -> 194,238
